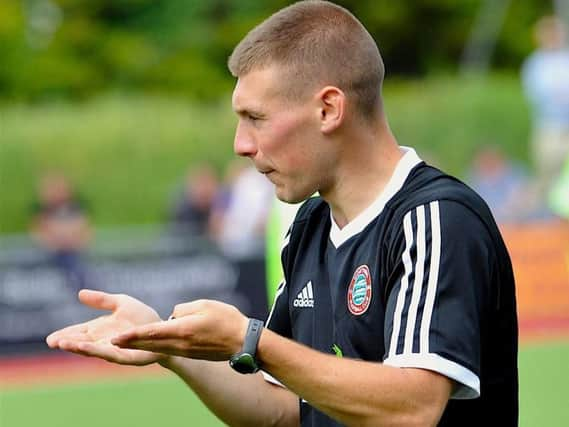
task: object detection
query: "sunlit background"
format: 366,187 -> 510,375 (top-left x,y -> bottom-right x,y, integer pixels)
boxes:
1,1 -> 568,426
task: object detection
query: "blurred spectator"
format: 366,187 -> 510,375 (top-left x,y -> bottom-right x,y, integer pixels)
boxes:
168,164 -> 219,237
208,159 -> 247,238
30,172 -> 92,291
213,162 -> 273,258
521,15 -> 569,200
467,146 -> 534,223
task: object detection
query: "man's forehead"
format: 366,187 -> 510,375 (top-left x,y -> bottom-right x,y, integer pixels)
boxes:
232,65 -> 310,114
231,78 -> 248,108
231,81 -> 255,113
232,67 -> 279,111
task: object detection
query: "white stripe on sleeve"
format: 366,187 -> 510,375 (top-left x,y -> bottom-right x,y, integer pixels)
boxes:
266,280 -> 286,326
389,211 -> 414,358
403,205 -> 426,355
420,201 -> 441,354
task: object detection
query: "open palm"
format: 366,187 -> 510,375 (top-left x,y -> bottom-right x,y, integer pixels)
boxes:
46,289 -> 164,366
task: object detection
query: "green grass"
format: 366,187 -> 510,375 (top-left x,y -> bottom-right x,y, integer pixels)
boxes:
0,74 -> 532,234
1,341 -> 567,427
0,375 -> 225,427
518,341 -> 569,426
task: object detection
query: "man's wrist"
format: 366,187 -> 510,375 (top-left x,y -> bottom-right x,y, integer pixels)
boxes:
254,326 -> 273,372
229,318 -> 264,374
157,354 -> 177,370
235,315 -> 250,355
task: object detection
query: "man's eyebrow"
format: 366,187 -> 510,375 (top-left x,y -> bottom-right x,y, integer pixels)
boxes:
233,106 -> 247,114
233,106 -> 264,117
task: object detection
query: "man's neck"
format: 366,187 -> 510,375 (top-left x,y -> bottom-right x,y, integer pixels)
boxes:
321,124 -> 403,229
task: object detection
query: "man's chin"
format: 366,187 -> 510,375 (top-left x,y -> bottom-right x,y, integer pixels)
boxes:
275,187 -> 312,204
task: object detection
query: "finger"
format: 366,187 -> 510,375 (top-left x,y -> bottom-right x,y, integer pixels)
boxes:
58,340 -> 124,363
59,339 -> 157,366
114,338 -> 188,356
76,342 -> 133,364
111,321 -> 177,345
47,332 -> 92,348
171,300 -> 210,319
79,289 -> 119,312
46,324 -> 89,347
116,339 -> 226,361
57,339 -> 91,355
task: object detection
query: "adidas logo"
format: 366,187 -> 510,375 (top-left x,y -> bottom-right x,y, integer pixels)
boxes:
293,281 -> 314,308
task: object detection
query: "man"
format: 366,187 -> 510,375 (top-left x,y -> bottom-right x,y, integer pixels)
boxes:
521,15 -> 569,201
47,1 -> 518,426
30,172 -> 93,292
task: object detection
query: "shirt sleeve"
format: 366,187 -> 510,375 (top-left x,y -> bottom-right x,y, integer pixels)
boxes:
383,200 -> 491,399
263,227 -> 292,387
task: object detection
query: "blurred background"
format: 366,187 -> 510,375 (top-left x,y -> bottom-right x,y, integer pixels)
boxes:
0,0 -> 568,426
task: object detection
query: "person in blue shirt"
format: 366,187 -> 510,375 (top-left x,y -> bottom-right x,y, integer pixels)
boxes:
521,15 -> 569,200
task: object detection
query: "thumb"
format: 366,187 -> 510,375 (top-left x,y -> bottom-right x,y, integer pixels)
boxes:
171,299 -> 212,319
78,289 -> 119,312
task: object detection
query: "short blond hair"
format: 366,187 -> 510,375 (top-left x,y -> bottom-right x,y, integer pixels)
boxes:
228,1 -> 385,119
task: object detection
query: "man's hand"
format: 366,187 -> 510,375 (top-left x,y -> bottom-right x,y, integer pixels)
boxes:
46,289 -> 164,366
111,300 -> 249,361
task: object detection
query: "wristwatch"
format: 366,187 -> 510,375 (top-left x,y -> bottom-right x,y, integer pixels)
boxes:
229,318 -> 264,374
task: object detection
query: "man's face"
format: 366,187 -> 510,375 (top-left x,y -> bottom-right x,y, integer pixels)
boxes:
232,66 -> 335,203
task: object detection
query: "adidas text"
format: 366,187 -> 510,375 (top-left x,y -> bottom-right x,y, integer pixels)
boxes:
293,298 -> 314,308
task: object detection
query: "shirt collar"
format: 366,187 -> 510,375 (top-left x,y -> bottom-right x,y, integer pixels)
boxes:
329,146 -> 422,248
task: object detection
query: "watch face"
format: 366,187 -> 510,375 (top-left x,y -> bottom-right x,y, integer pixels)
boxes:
230,353 -> 259,374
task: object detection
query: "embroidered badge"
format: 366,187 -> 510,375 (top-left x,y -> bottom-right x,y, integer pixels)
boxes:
347,265 -> 372,315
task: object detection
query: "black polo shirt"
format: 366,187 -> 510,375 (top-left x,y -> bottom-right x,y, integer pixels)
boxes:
264,148 -> 518,426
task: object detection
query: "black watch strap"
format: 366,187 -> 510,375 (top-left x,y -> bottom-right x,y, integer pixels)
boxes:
242,318 -> 264,357
229,318 -> 264,374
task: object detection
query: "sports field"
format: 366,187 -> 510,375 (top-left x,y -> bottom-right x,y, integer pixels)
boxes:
1,340 -> 567,427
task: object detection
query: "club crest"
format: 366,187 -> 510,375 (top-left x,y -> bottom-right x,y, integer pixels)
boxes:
347,265 -> 372,315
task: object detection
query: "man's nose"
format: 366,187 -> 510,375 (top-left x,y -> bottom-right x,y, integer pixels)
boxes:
233,122 -> 257,157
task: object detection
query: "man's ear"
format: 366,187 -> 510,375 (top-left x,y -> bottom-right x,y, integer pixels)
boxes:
316,86 -> 345,134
